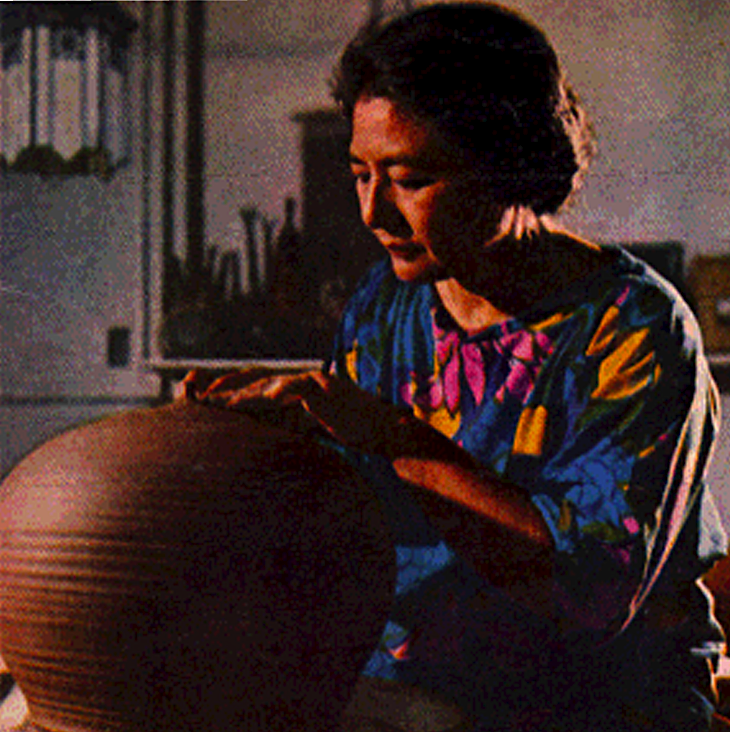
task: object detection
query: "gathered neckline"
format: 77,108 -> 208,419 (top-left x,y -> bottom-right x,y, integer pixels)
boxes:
426,245 -> 631,343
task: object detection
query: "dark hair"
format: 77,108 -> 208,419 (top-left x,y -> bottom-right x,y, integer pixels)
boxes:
331,2 -> 595,215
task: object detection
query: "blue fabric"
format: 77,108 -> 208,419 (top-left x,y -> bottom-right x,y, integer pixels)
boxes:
327,247 -> 727,730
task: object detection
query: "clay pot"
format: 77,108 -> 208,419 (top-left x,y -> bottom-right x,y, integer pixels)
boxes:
0,401 -> 395,732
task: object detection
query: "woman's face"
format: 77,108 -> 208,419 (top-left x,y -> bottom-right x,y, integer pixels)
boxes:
349,95 -> 508,284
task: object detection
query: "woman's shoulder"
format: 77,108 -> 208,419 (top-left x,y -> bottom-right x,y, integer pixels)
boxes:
597,244 -> 700,337
524,235 -> 705,372
539,233 -> 694,325
564,242 -> 707,381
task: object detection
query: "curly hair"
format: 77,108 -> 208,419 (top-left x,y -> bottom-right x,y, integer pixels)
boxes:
331,2 -> 595,215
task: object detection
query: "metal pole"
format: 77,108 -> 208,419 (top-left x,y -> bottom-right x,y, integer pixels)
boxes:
185,0 -> 206,288
140,1 -> 153,359
161,0 -> 176,314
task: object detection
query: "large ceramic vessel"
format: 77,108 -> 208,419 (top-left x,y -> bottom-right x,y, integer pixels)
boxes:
0,401 -> 395,731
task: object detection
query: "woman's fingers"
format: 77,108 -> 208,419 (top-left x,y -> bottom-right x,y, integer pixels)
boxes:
200,367 -> 279,399
200,375 -> 331,438
192,370 -> 400,452
178,369 -> 238,401
197,372 -> 315,409
177,369 -> 212,400
179,366 -> 305,401
196,372 -> 337,437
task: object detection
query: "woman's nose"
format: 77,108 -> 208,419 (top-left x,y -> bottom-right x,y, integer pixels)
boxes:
359,180 -> 408,235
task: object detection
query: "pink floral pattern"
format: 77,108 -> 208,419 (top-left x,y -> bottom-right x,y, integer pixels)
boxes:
401,311 -> 555,418
493,327 -> 554,404
328,256 -> 724,725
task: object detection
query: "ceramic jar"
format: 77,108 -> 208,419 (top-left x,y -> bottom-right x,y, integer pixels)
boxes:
0,401 -> 394,731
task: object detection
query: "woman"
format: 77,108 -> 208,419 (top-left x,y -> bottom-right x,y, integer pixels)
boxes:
186,3 -> 726,730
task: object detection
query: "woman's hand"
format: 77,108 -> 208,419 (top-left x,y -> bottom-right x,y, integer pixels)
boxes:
180,367 -> 555,613
179,367 -> 279,401
190,369 -> 417,457
178,368 -> 324,437
184,368 -> 482,471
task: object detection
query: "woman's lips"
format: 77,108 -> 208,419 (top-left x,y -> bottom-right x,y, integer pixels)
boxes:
384,242 -> 423,259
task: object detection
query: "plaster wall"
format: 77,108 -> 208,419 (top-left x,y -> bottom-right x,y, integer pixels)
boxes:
2,0 -> 730,515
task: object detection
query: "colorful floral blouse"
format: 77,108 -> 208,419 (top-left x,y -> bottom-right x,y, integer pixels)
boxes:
328,248 -> 727,728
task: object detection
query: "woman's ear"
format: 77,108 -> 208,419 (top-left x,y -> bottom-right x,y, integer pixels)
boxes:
493,204 -> 540,241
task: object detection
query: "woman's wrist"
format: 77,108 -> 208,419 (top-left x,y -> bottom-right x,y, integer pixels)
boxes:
379,409 -> 477,471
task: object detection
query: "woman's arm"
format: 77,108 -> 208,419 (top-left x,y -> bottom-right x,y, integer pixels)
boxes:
190,369 -> 555,614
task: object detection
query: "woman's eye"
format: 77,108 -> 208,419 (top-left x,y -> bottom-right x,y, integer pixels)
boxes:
351,169 -> 370,185
395,177 -> 434,191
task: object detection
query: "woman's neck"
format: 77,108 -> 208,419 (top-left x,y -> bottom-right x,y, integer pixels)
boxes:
435,279 -> 511,332
435,221 -> 610,333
